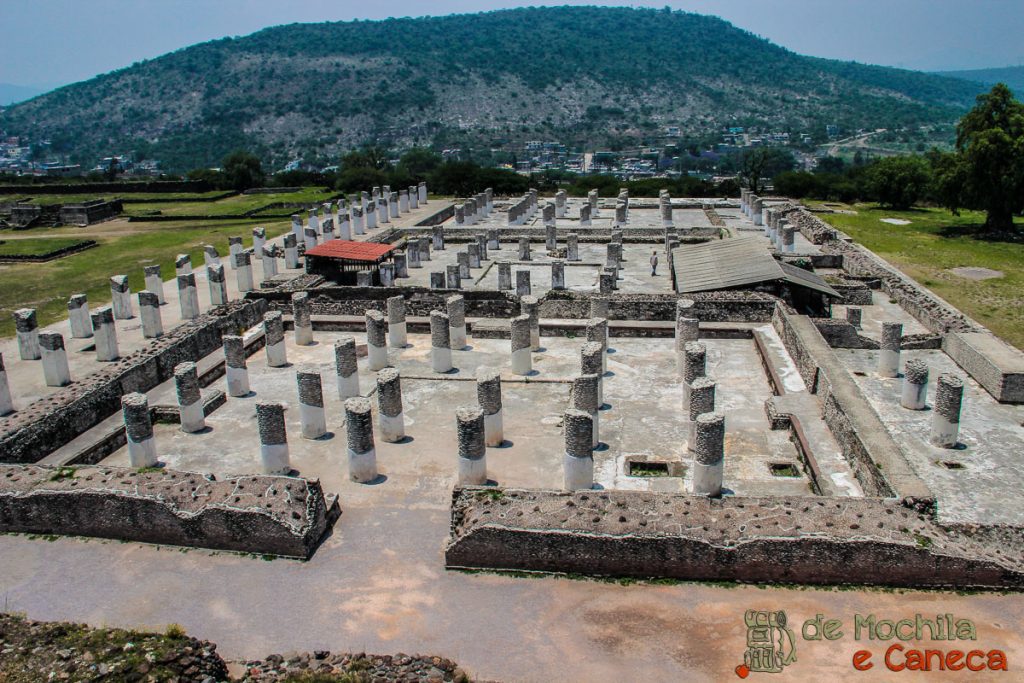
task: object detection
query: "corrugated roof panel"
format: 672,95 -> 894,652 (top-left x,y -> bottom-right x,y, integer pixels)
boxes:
305,239 -> 395,262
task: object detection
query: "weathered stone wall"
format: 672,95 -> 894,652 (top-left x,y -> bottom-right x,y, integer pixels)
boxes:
0,465 -> 336,558
59,199 -> 122,226
248,286 -> 519,319
445,488 -> 1024,588
0,300 -> 267,464
772,305 -> 933,508
539,290 -> 778,321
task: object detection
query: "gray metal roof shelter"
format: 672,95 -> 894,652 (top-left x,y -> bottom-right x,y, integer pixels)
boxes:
671,237 -> 840,297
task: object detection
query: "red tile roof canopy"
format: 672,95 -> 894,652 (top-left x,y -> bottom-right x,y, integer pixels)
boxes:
305,239 -> 396,262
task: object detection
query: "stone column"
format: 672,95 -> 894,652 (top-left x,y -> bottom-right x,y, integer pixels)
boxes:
261,244 -> 279,281
294,368 -> 326,439
389,192 -> 400,219
566,233 -> 580,261
138,290 -> 163,339
497,262 -> 512,291
782,225 -> 796,253
419,237 -> 431,262
380,262 -> 396,286
292,291 -> 313,345
39,332 -> 71,387
433,225 -> 445,251
284,233 -> 300,269
378,197 -> 390,225
144,265 -> 165,304
516,270 -> 531,296
234,252 -> 254,293
580,203 -> 592,227
551,260 -> 566,290
846,307 -> 862,329
91,306 -> 119,361
510,315 -> 532,375
67,294 -> 92,339
599,272 -> 615,294
430,310 -> 453,373
174,362 -> 205,433
0,353 -> 13,416
446,265 -> 462,289
580,341 -> 604,406
589,296 -> 610,320
521,296 -> 540,350
430,272 -> 445,289
303,226 -> 319,252
455,251 -> 470,280
468,368 -> 503,448
178,273 -> 200,320
308,209 -> 320,235
407,244 -> 422,269
661,201 -> 674,228
339,211 -> 352,240
456,406 -> 487,485
358,307 -> 386,370
572,373 -> 601,448
517,238 -> 531,261
487,229 -> 499,250
614,202 -> 626,228
563,408 -> 595,490
442,294 -> 465,350
203,245 -> 220,269
586,318 -> 608,372
588,189 -> 600,217
13,308 -> 40,360
555,190 -> 567,218
476,233 -> 488,262
691,412 -> 725,496
544,204 -> 556,233
345,397 -> 378,482
206,263 -> 228,306
399,190 -> 410,213
258,310 -> 286,367
328,336 -> 359,401
384,295 -> 407,348
365,200 -> 377,229
256,402 -> 291,475
682,341 -> 707,411
252,227 -> 266,258
419,181 -> 428,204
352,206 -> 365,236
675,304 -> 700,375
455,204 -> 465,225
122,392 -> 157,468
223,335 -> 249,397
752,197 -> 763,226
376,367 -> 405,442
878,322 -> 902,378
931,373 -> 964,448
605,243 -> 622,272
901,358 -> 929,410
228,236 -> 244,269
468,243 -> 481,269
110,275 -> 133,320
687,377 -> 717,452
175,253 -> 192,276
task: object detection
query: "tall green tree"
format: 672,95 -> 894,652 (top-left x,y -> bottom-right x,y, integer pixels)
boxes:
935,83 -> 1024,232
221,150 -> 265,191
865,156 -> 931,209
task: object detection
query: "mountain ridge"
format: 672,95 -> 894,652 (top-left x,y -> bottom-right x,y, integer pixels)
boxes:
935,65 -> 1024,95
0,6 -> 986,171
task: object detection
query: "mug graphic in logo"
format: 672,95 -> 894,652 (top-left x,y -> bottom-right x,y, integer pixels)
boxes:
737,610 -> 797,677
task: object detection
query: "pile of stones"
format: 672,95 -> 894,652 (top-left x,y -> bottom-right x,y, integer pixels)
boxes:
234,651 -> 470,682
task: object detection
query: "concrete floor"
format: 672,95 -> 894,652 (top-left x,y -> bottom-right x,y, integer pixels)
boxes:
839,346 -> 1024,525
101,334 -> 812,498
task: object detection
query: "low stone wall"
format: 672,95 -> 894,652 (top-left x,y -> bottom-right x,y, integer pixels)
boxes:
445,488 -> 1024,588
0,465 -> 336,558
943,332 -> 1024,403
415,203 -> 456,226
772,305 -> 933,507
0,300 -> 267,464
249,286 -> 519,319
539,290 -> 778,321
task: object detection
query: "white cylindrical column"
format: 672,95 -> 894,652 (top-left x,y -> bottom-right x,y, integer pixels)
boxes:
0,353 -> 14,416
207,263 -> 228,307
175,253 -> 192,276
138,290 -> 163,339
143,265 -> 166,305
335,336 -> 360,400
446,295 -> 467,350
690,412 -> 725,497
292,291 -> 313,346
91,306 -> 119,361
256,402 -> 291,475
376,368 -> 405,442
222,335 -> 250,397
931,373 -> 964,448
430,310 -> 453,373
263,311 -> 288,367
563,408 -> 595,490
174,361 -> 206,433
365,310 -> 388,371
297,367 -> 327,439
39,332 -> 71,387
177,273 -> 200,320
387,295 -> 407,348
510,315 -> 532,376
345,397 -> 378,483
234,251 -> 254,293
900,358 -> 929,410
572,374 -> 601,448
521,296 -> 540,351
122,392 -> 157,468
477,368 -> 503,447
110,275 -> 133,320
456,406 -> 488,485
13,308 -> 40,360
67,294 -> 93,339
878,322 -> 902,378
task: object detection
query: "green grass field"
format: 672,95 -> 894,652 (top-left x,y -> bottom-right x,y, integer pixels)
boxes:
0,216 -> 291,338
812,203 -> 1024,349
121,188 -> 338,217
0,237 -> 89,256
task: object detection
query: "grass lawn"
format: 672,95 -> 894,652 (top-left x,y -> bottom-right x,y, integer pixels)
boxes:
812,202 -> 1024,349
121,187 -> 337,217
0,216 -> 291,338
0,237 -> 89,256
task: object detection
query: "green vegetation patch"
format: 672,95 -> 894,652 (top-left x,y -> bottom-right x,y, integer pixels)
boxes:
815,203 -> 1024,349
0,237 -> 91,257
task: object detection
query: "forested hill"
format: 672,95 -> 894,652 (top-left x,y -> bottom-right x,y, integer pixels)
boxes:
936,66 -> 1024,95
0,6 -> 984,171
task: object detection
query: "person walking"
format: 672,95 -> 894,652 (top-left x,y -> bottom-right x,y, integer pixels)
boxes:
650,251 -> 659,276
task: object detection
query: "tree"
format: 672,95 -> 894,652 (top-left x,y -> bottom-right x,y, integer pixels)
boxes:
865,156 -> 931,209
934,83 -> 1024,232
396,147 -> 441,179
221,150 -> 265,191
737,148 -> 795,193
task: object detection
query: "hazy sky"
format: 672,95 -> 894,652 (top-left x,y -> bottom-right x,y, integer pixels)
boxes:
2,0 -> 1022,87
